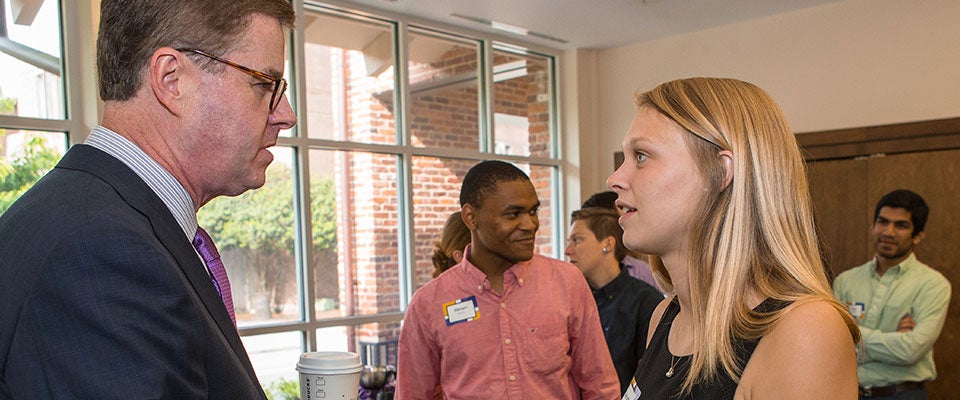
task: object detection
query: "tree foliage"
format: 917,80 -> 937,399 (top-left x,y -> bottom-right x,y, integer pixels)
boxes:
264,377 -> 300,400
198,161 -> 338,311
0,136 -> 62,214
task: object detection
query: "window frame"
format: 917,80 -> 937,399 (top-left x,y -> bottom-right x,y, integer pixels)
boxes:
20,0 -> 569,387
249,1 -> 565,354
0,0 -> 97,143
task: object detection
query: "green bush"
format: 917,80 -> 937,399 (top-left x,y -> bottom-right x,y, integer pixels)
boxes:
0,136 -> 62,214
264,377 -> 300,400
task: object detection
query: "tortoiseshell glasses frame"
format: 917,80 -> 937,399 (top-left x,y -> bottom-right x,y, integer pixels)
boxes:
177,48 -> 287,112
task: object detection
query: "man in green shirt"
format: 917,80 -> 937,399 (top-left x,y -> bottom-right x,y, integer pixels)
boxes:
833,189 -> 951,399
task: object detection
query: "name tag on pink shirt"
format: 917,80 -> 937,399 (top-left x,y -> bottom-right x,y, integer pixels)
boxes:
444,296 -> 480,326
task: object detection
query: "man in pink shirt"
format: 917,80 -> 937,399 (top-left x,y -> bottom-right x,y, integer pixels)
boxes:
396,160 -> 619,400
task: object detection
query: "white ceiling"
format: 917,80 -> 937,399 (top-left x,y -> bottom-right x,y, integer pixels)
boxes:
334,0 -> 844,50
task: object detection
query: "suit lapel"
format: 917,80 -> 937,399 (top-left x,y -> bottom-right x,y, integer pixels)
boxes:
56,145 -> 260,383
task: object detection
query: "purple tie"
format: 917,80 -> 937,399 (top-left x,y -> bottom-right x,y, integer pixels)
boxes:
193,227 -> 236,325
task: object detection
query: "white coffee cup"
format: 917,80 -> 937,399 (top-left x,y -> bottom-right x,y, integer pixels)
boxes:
296,351 -> 363,400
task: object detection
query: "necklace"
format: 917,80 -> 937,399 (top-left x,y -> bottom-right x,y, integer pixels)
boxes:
665,355 -> 680,378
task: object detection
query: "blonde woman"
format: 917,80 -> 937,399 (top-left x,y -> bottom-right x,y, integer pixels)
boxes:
607,78 -> 860,399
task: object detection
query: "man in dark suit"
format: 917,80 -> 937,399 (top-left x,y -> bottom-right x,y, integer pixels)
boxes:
0,0 -> 296,398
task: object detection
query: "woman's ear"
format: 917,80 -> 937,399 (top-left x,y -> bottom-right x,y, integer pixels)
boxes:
452,250 -> 464,263
718,150 -> 734,190
601,236 -> 616,254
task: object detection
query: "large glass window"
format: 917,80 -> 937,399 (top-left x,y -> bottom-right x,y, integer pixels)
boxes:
1,0 -> 71,216
525,163 -> 558,255
0,0 -> 64,120
309,148 -> 402,321
407,29 -> 481,151
207,4 -> 561,393
198,147 -> 299,327
302,11 -> 396,144
491,49 -> 555,159
411,155 -> 475,288
0,128 -> 66,213
4,2 -> 563,395
243,331 -> 304,398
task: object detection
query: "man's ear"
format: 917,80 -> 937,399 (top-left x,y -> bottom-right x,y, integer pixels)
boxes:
149,47 -> 185,117
718,150 -> 734,190
462,204 -> 478,230
913,231 -> 926,245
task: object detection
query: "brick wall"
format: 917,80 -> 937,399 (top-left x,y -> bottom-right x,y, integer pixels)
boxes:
331,46 -> 553,346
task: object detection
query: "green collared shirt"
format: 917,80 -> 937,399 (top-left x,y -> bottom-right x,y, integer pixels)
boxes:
833,252 -> 951,387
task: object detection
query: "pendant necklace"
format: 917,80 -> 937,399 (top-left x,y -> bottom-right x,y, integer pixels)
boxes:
665,355 -> 680,378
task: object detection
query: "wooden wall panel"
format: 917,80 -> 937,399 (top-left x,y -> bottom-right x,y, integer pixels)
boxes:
807,149 -> 959,397
808,157 -> 870,278
866,150 -> 960,397
797,117 -> 960,161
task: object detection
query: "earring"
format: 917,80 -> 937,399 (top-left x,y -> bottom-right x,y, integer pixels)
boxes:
602,247 -> 608,254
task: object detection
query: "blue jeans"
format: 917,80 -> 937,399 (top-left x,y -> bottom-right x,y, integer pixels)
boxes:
859,386 -> 927,400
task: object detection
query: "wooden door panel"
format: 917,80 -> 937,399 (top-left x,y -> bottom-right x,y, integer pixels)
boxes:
807,157 -> 870,277
808,149 -> 959,398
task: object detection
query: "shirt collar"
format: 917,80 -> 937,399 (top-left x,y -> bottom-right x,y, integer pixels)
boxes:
871,252 -> 918,278
592,265 -> 631,298
460,244 -> 530,295
84,125 -> 198,240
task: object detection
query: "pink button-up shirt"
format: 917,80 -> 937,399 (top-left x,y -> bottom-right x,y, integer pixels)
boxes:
396,248 -> 619,400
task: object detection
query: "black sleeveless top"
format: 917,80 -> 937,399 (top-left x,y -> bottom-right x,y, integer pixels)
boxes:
624,297 -> 789,400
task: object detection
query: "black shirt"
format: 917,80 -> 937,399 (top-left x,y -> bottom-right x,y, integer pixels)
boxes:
592,266 -> 663,395
627,297 -> 789,399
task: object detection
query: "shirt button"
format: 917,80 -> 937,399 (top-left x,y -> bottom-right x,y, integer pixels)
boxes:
508,374 -> 516,381
501,303 -> 507,308
505,338 -> 511,345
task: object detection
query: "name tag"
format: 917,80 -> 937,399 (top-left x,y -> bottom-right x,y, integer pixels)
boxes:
444,296 -> 480,326
621,377 -> 641,400
848,302 -> 865,319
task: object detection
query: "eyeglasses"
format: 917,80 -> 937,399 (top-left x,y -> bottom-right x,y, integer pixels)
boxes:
178,48 -> 287,112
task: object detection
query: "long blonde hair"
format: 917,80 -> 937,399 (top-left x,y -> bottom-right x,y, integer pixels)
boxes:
637,78 -> 859,392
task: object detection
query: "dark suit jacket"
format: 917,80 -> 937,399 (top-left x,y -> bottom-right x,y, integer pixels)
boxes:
0,145 -> 266,399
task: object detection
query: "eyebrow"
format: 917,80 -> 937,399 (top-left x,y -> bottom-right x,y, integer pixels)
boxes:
625,136 -> 654,148
504,200 -> 540,211
231,43 -> 284,79
265,67 -> 283,80
877,216 -> 912,225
